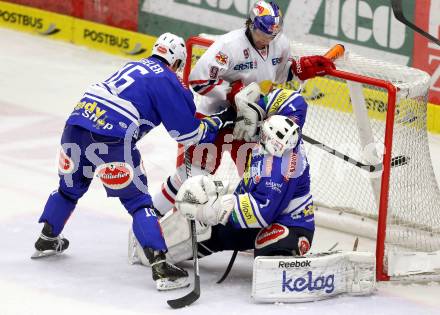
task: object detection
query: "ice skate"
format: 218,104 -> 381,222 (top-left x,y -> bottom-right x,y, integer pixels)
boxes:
31,223 -> 69,259
145,248 -> 189,291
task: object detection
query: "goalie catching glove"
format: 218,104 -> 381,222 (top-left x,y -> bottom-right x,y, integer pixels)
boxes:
175,175 -> 235,226
291,55 -> 335,81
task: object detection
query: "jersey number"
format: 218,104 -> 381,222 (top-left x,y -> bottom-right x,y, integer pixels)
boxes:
105,64 -> 149,94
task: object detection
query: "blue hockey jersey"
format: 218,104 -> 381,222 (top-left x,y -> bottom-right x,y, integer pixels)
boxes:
229,88 -> 314,231
66,57 -> 216,145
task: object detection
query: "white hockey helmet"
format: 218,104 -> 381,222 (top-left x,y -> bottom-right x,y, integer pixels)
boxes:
152,32 -> 187,69
260,115 -> 300,157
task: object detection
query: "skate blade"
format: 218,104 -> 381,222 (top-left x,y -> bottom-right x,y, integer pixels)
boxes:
31,249 -> 64,259
156,277 -> 190,291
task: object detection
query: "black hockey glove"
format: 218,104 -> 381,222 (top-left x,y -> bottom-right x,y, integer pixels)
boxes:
202,106 -> 237,132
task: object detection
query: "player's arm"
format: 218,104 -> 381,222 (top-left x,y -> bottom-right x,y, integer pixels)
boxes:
188,42 -> 232,99
155,77 -> 235,146
228,158 -> 288,229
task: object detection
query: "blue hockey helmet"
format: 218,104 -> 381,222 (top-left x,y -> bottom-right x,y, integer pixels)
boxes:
249,1 -> 283,37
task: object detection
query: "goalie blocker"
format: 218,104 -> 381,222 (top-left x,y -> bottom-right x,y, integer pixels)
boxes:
252,251 -> 376,303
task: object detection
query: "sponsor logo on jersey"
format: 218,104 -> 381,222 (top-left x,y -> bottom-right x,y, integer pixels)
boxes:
83,28 -> 130,49
233,61 -> 257,71
58,149 -> 74,174
238,194 -> 258,226
96,162 -> 134,189
265,180 -> 283,193
215,51 -> 229,65
303,204 -> 315,217
209,66 -> 219,79
272,57 -> 282,65
255,223 -> 289,248
74,101 -> 113,130
283,152 -> 297,181
243,48 -> 250,59
268,89 -> 294,114
282,271 -> 335,294
298,236 -> 311,255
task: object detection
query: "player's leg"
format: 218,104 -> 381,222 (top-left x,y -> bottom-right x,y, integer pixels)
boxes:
198,222 -> 260,256
253,223 -> 314,257
33,125 -> 94,258
99,140 -> 188,291
152,137 -> 224,215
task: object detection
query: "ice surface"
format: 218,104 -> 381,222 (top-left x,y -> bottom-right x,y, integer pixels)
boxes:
1,28 -> 440,315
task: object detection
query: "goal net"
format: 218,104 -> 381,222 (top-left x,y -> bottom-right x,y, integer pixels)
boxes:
182,35 -> 440,281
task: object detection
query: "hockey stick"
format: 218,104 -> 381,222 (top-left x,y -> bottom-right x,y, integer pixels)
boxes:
302,134 -> 409,172
216,250 -> 238,284
391,0 -> 440,46
167,150 -> 200,309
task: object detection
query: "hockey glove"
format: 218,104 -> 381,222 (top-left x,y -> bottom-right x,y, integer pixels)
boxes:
233,82 -> 265,142
202,106 -> 237,132
175,175 -> 234,226
226,80 -> 245,109
291,55 -> 336,81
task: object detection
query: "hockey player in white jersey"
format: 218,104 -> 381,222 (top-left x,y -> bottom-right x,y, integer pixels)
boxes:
153,0 -> 336,214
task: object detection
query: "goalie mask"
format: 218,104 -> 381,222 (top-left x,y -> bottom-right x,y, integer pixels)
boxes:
260,115 -> 300,157
249,1 -> 283,38
152,32 -> 187,70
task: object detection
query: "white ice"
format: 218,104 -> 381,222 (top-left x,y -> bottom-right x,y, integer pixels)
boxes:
1,28 -> 440,315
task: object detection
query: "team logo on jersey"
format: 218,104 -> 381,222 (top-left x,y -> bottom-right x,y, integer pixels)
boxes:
58,149 -> 74,174
215,51 -> 229,65
255,223 -> 289,249
265,180 -> 282,193
243,48 -> 250,59
209,66 -> 219,79
96,162 -> 134,190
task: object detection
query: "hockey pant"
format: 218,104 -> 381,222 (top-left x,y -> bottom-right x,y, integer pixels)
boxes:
39,124 -> 166,251
199,222 -> 314,258
153,122 -> 256,214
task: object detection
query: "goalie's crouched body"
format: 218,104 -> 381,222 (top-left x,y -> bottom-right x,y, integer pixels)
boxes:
130,88 -> 315,263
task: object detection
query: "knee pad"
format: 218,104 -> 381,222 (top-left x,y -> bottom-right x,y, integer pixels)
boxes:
39,190 -> 77,236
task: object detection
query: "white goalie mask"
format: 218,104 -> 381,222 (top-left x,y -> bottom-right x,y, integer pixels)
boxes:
260,115 -> 300,157
152,32 -> 187,70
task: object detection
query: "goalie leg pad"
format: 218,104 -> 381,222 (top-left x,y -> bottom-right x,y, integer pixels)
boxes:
252,251 -> 376,303
128,209 -> 212,266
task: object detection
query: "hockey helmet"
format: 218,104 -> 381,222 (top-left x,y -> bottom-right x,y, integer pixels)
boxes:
249,1 -> 283,37
152,32 -> 187,69
260,115 -> 300,157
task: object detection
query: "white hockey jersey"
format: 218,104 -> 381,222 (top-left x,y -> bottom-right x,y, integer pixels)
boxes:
189,28 -> 293,115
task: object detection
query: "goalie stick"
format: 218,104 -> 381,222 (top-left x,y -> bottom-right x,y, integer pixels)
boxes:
391,0 -> 440,46
167,150 -> 200,309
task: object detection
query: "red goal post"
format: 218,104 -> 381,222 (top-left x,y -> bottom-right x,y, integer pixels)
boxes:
182,35 -> 440,281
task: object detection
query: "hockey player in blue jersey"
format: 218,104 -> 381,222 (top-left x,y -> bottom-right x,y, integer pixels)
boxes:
31,32 -> 235,291
174,86 -> 314,258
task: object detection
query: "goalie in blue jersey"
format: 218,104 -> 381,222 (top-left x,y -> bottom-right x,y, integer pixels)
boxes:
31,32 -> 235,291
175,85 -> 314,258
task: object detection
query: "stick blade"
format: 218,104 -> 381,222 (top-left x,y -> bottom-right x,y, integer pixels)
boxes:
167,275 -> 200,309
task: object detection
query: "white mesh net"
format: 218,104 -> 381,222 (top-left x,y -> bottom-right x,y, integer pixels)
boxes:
185,35 -> 440,278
